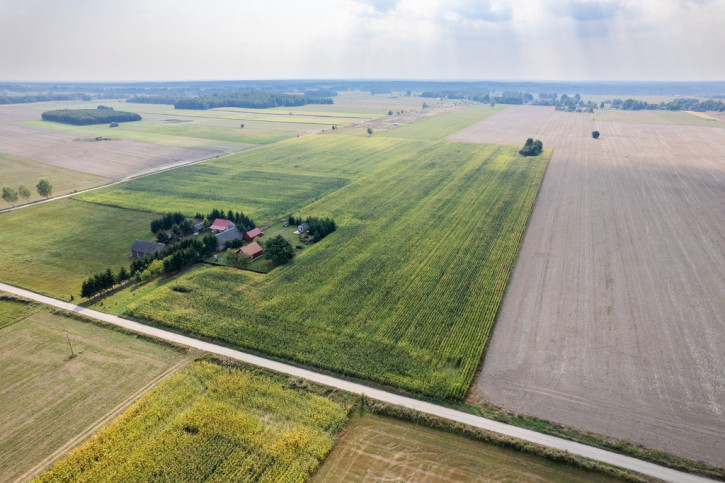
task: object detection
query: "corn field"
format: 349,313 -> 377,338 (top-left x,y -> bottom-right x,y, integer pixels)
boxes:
125,137 -> 549,400
36,361 -> 351,482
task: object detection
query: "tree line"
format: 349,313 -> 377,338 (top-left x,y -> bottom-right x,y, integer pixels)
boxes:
288,215 -> 337,243
2,179 -> 52,206
81,234 -> 218,298
0,94 -> 91,105
194,208 -> 256,231
128,92 -> 333,110
41,108 -> 142,125
606,97 -> 725,112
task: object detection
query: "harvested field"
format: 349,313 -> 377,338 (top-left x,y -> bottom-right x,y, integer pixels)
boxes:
0,104 -> 230,180
0,299 -> 185,482
684,110 -> 718,121
456,106 -> 725,466
0,152 -> 109,208
313,414 -> 621,482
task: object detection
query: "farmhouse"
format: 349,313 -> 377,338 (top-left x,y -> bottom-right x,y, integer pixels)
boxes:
236,241 -> 264,260
243,227 -> 263,242
215,227 -> 243,250
297,223 -> 308,233
131,239 -> 165,258
209,218 -> 235,232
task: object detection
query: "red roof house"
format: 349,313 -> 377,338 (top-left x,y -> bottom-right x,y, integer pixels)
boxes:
209,218 -> 234,232
236,241 -> 264,260
243,227 -> 263,242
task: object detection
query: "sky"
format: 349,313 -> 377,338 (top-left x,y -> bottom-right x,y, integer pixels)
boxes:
0,0 -> 723,82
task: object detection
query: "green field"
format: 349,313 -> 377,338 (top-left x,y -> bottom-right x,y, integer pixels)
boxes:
121,137 -> 549,399
0,299 -> 185,483
380,103 -> 508,140
77,134 -> 440,220
37,360 -> 352,482
0,198 -> 157,298
80,164 -> 349,222
0,152 -> 110,208
313,414 -> 623,482
593,108 -> 724,127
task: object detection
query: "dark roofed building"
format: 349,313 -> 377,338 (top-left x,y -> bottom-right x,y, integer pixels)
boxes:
215,227 -> 243,250
236,241 -> 264,260
131,239 -> 165,258
243,227 -> 263,242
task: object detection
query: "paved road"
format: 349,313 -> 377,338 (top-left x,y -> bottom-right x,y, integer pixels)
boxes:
0,282 -> 713,483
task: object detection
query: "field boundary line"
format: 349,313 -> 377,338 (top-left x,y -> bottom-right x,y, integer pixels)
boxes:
0,282 -> 714,483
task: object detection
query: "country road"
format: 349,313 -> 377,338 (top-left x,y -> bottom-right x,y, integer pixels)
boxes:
0,282 -> 714,483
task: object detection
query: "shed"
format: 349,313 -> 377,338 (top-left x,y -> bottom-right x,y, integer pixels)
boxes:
236,241 -> 264,260
297,223 -> 309,233
209,218 -> 235,232
243,227 -> 263,242
193,221 -> 205,234
131,239 -> 165,258
215,227 -> 242,251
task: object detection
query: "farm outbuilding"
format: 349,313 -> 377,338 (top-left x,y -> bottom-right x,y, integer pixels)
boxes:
215,227 -> 243,250
297,223 -> 308,233
209,218 -> 235,232
236,241 -> 264,260
243,228 -> 263,242
131,239 -> 165,258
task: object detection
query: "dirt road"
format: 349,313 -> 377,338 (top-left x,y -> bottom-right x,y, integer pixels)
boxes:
451,106 -> 725,466
0,281 -> 712,483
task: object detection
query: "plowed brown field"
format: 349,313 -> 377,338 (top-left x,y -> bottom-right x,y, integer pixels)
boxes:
0,104 -> 223,180
450,106 -> 725,466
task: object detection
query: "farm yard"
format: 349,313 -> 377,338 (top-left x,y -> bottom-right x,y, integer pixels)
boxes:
0,298 -> 186,482
37,360 -> 353,482
313,414 -> 622,482
118,135 -> 549,399
460,106 -> 725,466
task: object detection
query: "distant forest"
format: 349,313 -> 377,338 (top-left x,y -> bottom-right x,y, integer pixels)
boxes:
128,92 -> 333,110
0,93 -> 91,104
422,89 -> 725,112
41,108 -> 142,125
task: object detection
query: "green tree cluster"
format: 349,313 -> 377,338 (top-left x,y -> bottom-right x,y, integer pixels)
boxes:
41,108 -> 142,125
173,92 -> 332,110
519,138 -> 543,156
264,235 -> 295,265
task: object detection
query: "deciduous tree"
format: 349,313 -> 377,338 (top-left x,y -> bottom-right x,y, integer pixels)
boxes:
2,187 -> 18,206
36,179 -> 52,198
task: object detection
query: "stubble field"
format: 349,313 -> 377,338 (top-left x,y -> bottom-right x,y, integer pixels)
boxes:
455,106 -> 725,466
313,414 -> 622,482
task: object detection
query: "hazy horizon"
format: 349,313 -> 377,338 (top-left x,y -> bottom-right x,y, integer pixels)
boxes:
1,0 -> 724,83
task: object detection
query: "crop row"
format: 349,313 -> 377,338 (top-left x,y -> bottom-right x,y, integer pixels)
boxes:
37,361 -> 351,482
125,139 -> 549,399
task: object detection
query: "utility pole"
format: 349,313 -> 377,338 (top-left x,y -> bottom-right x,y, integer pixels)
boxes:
66,333 -> 75,358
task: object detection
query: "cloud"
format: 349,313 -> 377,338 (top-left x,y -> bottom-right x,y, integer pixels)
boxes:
446,0 -> 513,23
552,0 -> 622,22
354,0 -> 401,12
